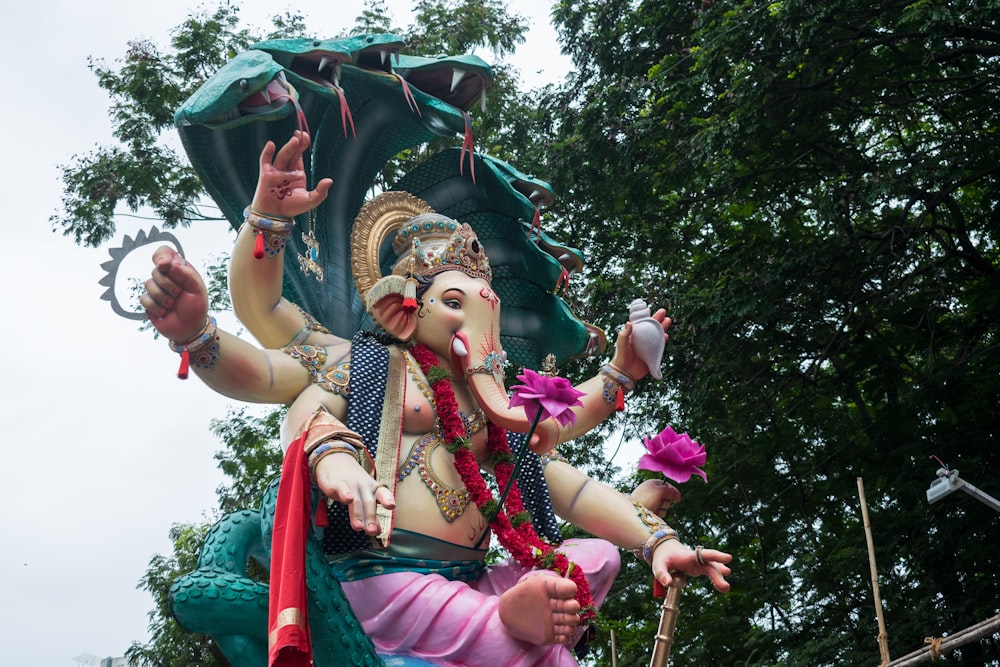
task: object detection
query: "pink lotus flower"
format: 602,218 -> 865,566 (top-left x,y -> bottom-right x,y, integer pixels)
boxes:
638,426 -> 707,483
508,369 -> 586,428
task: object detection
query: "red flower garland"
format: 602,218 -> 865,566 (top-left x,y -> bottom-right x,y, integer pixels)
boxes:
409,344 -> 595,620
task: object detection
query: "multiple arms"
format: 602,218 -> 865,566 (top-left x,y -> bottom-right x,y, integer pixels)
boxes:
141,131 -> 730,590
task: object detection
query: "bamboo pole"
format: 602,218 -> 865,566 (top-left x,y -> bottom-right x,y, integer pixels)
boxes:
610,628 -> 618,667
858,477 -> 891,666
649,576 -> 686,667
883,614 -> 1000,666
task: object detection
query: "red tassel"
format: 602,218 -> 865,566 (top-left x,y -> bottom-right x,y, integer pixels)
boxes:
653,579 -> 667,599
615,386 -> 625,412
253,232 -> 265,259
402,275 -> 418,312
314,500 -> 329,527
177,349 -> 190,379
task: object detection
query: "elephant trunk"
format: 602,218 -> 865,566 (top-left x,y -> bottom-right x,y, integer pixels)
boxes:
454,333 -> 559,453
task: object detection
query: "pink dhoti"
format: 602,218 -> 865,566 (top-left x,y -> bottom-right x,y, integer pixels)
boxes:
340,538 -> 620,667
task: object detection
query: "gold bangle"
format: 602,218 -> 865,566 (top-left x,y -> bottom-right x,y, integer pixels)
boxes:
633,527 -> 680,564
244,207 -> 295,231
600,363 -> 635,392
309,441 -> 363,483
168,316 -> 217,354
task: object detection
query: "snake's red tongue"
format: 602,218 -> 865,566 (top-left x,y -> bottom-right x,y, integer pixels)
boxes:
240,79 -> 291,110
239,78 -> 309,134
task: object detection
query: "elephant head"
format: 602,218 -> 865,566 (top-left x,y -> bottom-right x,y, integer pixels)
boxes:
351,193 -> 560,450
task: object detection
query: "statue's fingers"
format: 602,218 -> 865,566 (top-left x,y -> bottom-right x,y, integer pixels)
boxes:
139,291 -> 167,319
374,484 -> 396,510
258,140 -> 277,171
323,480 -> 354,507
275,132 -> 304,171
151,244 -> 181,268
311,177 -> 334,203
357,482 -> 381,535
652,562 -> 675,589
157,252 -> 207,296
297,130 -> 312,154
707,563 -> 732,592
143,267 -> 179,307
705,548 -> 733,565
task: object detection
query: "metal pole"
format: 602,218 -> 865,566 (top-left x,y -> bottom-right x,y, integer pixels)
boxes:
649,576 -> 686,667
858,477 -> 891,666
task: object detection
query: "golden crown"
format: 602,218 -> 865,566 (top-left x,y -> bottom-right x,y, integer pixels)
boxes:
391,213 -> 492,283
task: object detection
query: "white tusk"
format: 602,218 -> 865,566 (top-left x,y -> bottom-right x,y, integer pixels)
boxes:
452,338 -> 469,358
380,49 -> 388,65
334,63 -> 342,87
451,68 -> 467,93
261,88 -> 272,104
318,56 -> 330,72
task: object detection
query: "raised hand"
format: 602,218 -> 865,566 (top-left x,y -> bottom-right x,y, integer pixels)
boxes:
140,246 -> 210,343
250,130 -> 333,219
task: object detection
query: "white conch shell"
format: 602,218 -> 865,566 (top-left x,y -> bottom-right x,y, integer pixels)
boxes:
628,298 -> 665,380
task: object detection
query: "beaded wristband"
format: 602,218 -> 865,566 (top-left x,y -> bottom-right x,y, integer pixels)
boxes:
309,441 -> 363,484
168,316 -> 220,377
636,527 -> 680,564
244,207 -> 295,258
600,364 -> 635,392
168,316 -> 218,354
538,449 -> 569,467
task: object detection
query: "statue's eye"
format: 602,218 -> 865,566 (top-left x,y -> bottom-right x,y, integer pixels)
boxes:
444,299 -> 462,310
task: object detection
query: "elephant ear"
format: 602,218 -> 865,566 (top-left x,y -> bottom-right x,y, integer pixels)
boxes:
365,275 -> 417,341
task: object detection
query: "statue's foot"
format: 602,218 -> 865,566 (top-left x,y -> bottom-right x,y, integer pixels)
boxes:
498,574 -> 580,645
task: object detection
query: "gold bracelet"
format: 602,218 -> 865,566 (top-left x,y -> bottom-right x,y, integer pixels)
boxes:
168,316 -> 216,353
600,363 -> 635,392
244,207 -> 295,230
244,207 -> 295,258
309,441 -> 364,484
633,528 -> 680,564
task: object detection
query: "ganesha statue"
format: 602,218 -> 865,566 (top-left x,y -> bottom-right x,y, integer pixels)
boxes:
135,34 -> 731,667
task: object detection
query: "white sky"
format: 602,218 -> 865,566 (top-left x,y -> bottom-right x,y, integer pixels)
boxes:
0,2 -> 644,664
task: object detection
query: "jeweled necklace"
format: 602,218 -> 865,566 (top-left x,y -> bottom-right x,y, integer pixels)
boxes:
408,343 -> 595,619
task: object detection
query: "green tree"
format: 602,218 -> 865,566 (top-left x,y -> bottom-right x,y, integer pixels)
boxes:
542,0 -> 1000,664
126,522 -> 227,667
125,407 -> 283,667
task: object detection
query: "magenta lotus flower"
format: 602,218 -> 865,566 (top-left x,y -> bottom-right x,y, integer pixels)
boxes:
638,426 -> 707,483
508,369 -> 586,428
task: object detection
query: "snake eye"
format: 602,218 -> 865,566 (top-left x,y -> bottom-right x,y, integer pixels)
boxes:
239,79 -> 248,91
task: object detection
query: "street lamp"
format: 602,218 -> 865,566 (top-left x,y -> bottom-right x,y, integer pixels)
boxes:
926,467 -> 1000,514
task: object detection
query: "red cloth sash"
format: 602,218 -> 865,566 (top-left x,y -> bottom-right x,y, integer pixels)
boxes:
268,431 -> 313,666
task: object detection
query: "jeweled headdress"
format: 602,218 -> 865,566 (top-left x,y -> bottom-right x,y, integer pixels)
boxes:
392,214 -> 492,283
351,191 -> 492,303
